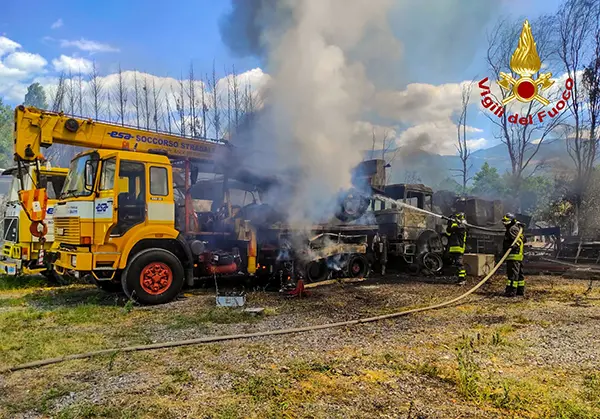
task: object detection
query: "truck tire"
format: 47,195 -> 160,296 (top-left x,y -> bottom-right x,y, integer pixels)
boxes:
122,248 -> 184,305
305,260 -> 328,282
347,254 -> 368,278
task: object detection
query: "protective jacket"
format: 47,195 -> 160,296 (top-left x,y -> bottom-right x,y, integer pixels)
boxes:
446,219 -> 467,254
503,223 -> 526,261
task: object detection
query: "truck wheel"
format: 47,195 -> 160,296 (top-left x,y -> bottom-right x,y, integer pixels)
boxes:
347,254 -> 368,278
305,260 -> 328,282
122,249 -> 184,305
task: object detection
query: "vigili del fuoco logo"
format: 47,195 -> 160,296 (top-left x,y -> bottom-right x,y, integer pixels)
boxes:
478,20 -> 573,125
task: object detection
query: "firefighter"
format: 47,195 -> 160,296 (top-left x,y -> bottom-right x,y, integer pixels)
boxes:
445,212 -> 467,284
502,213 -> 526,297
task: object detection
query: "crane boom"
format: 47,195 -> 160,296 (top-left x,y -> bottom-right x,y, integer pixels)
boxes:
14,106 -> 229,163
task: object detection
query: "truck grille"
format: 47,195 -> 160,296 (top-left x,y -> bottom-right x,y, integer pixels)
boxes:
54,217 -> 81,245
3,218 -> 18,242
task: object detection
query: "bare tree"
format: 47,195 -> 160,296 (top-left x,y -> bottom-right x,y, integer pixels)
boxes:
151,79 -> 163,132
187,63 -> 198,137
226,65 -> 232,139
115,64 -> 128,126
201,74 -> 208,138
106,91 -> 113,122
175,75 -> 186,136
210,61 -> 221,139
485,15 -> 563,196
560,0 -> 600,209
76,71 -> 84,115
452,81 -> 475,195
142,77 -> 151,130
165,92 -> 173,134
51,72 -> 66,112
232,65 -> 241,132
133,70 -> 141,128
66,70 -> 76,115
89,61 -> 104,120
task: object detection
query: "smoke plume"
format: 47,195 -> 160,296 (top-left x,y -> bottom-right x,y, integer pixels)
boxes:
219,0 -> 500,226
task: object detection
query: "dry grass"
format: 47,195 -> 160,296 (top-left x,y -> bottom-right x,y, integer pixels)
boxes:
1,274 -> 599,418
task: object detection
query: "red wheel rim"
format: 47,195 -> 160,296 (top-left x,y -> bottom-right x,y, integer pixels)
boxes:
352,262 -> 361,274
140,262 -> 173,295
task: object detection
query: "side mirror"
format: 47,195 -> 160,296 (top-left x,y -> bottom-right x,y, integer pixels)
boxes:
84,161 -> 94,191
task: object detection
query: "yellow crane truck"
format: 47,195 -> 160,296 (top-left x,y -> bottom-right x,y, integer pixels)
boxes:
13,106 -> 260,304
0,164 -> 68,277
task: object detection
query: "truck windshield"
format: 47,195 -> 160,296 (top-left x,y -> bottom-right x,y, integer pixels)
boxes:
61,154 -> 98,198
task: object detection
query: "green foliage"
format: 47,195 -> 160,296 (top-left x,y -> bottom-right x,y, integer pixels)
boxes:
455,334 -> 480,399
519,175 -> 553,216
471,162 -> 505,197
0,274 -> 52,291
23,82 -> 48,109
0,98 -> 13,168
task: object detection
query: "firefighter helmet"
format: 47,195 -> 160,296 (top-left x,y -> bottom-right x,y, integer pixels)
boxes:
454,212 -> 466,221
502,213 -> 515,225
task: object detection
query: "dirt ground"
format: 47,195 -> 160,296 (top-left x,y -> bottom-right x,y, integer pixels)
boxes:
0,274 -> 599,419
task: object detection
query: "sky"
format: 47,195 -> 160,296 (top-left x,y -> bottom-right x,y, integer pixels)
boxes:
0,0 -> 567,156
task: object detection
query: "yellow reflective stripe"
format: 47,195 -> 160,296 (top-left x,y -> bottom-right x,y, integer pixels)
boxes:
517,280 -> 525,286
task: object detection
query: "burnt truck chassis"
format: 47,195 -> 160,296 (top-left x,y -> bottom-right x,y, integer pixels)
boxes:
253,224 -> 386,289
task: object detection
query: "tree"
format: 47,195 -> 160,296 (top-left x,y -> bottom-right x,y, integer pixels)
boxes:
89,61 -> 104,120
210,61 -> 221,139
558,0 -> 600,232
66,70 -> 76,114
133,70 -> 141,128
485,15 -> 563,193
519,174 -> 553,216
471,162 -> 505,198
452,80 -> 475,195
187,63 -> 198,137
143,77 -> 152,130
151,79 -> 162,132
51,73 -> 66,112
0,98 -> 13,168
115,64 -> 128,126
23,83 -> 48,109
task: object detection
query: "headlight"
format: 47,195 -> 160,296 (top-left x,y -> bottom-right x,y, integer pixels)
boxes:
71,255 -> 77,267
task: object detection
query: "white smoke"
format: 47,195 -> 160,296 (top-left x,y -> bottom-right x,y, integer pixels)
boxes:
219,0 -> 502,226
224,0 -> 397,226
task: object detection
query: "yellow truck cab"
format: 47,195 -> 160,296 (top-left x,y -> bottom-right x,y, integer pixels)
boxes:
13,106 -> 263,304
0,164 -> 67,276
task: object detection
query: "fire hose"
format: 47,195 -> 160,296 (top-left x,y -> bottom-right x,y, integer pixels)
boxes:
1,227 -> 522,374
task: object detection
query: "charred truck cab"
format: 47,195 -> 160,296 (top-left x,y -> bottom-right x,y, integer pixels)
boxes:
372,184 -> 445,273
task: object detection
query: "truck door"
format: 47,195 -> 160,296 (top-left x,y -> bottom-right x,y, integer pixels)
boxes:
113,160 -> 146,236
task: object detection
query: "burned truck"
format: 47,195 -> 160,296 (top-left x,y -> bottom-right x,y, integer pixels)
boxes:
189,170 -> 383,288
343,160 -> 446,274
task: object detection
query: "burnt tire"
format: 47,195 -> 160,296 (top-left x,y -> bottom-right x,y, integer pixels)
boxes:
305,260 -> 328,282
122,248 -> 184,305
347,254 -> 368,278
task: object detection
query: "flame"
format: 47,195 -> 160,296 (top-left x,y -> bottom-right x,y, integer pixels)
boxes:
509,20 -> 541,77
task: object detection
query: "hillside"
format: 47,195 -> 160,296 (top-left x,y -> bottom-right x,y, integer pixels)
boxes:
382,139 -> 573,187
